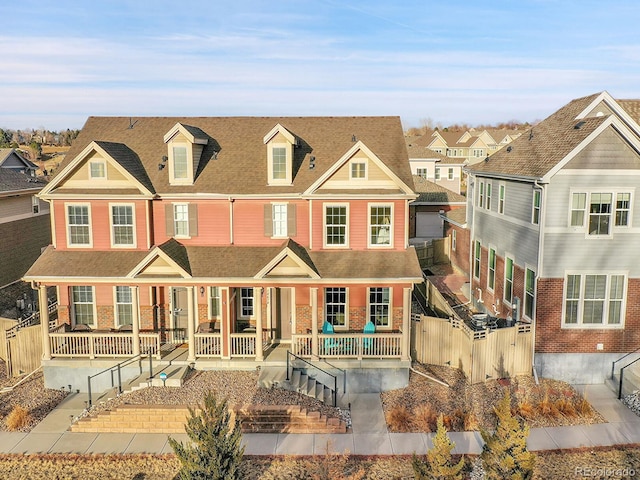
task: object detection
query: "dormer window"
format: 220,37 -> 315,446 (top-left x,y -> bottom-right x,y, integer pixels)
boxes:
172,145 -> 189,180
264,123 -> 295,185
163,123 -> 208,186
350,160 -> 367,179
89,160 -> 106,179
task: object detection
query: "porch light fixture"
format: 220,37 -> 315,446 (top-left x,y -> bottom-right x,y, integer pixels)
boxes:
200,286 -> 205,296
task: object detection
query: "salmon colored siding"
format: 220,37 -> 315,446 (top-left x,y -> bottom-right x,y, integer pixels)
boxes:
311,199 -> 406,250
53,200 -> 148,250
233,199 -> 309,246
153,200 -> 231,246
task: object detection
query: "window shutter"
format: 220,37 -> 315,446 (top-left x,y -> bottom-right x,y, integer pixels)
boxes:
287,203 -> 297,237
264,204 -> 273,237
188,204 -> 198,237
165,204 -> 174,237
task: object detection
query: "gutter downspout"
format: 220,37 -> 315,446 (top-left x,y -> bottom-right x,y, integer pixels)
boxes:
532,179 -> 547,384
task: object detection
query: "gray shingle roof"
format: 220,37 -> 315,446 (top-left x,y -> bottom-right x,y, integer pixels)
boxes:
56,116 -> 412,195
25,242 -> 423,281
467,93 -> 606,179
0,169 -> 47,193
95,141 -> 155,194
412,176 -> 466,204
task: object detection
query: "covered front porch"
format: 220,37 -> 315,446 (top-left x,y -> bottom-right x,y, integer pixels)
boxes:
37,283 -> 412,364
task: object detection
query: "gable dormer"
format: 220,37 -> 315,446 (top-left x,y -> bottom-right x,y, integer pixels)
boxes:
163,123 -> 208,186
263,124 -> 296,185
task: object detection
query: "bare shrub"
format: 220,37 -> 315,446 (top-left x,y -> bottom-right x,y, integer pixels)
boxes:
517,401 -> 536,419
463,410 -> 479,431
555,398 -> 577,417
574,396 -> 593,417
537,392 -> 559,419
388,405 -> 411,432
413,404 -> 437,432
5,405 -> 32,431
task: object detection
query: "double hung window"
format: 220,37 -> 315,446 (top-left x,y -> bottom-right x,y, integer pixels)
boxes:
115,286 -> 133,326
67,205 -> 91,246
325,288 -> 346,327
369,287 -> 390,327
564,274 -> 625,327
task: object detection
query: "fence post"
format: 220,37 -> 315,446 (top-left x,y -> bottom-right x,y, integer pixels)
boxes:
87,376 -> 92,407
117,364 -> 122,394
148,349 -> 153,380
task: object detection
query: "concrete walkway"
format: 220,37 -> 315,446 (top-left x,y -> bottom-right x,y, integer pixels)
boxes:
0,384 -> 638,455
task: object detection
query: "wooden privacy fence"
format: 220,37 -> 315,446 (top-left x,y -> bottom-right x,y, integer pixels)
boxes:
411,314 -> 533,384
0,324 -> 42,377
414,237 -> 450,268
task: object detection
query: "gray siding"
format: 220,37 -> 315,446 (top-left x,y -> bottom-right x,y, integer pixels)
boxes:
565,127 -> 640,170
543,173 -> 640,277
471,176 -> 539,268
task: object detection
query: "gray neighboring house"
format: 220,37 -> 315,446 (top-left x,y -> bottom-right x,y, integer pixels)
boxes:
0,148 -> 38,176
466,91 -> 640,384
0,166 -> 50,288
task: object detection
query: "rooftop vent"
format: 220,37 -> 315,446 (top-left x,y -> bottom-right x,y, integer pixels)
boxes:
574,121 -> 586,129
506,146 -> 512,153
529,130 -> 534,140
351,134 -> 357,142
309,155 -> 316,170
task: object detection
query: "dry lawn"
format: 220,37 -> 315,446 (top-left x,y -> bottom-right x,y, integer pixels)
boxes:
382,364 -> 606,432
0,448 -> 638,479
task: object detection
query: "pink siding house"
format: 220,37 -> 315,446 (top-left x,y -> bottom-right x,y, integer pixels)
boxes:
25,117 -> 422,392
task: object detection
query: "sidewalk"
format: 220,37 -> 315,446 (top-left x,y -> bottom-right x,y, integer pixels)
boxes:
0,384 -> 638,455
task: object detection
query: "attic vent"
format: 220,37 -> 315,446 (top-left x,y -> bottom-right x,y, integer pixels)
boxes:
574,121 -> 586,129
596,111 -> 604,117
506,146 -> 512,153
484,156 -> 489,162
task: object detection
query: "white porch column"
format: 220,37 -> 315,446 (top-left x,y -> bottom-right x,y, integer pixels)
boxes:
131,286 -> 140,356
255,288 -> 264,361
38,285 -> 51,360
402,287 -> 411,361
310,288 -> 319,360
187,286 -> 196,362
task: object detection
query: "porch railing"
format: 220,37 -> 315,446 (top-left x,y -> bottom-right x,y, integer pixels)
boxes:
49,332 -> 161,359
194,333 -> 222,357
291,332 -> 403,359
230,333 -> 255,357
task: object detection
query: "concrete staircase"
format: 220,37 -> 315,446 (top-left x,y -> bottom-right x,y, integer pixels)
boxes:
259,366 -> 339,406
91,365 -> 191,405
237,405 -> 347,433
608,354 -> 640,398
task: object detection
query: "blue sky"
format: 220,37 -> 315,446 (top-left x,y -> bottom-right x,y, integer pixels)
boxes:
2,0 -> 640,131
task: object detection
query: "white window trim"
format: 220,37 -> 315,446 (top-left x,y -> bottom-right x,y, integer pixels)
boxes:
486,182 -> 492,210
168,142 -> 194,185
504,254 -> 515,306
109,202 -> 137,248
173,202 -> 190,239
71,285 -> 97,329
447,168 -> 454,180
532,190 -> 541,225
32,195 -> 39,214
498,183 -> 505,215
208,286 -> 222,320
367,202 -> 394,249
568,189 -> 634,238
349,159 -> 368,180
435,167 -> 441,181
238,287 -> 255,320
324,287 -> 349,331
113,286 -> 135,328
323,203 -> 349,248
487,246 -> 496,292
452,229 -> 457,251
523,265 -> 536,321
65,202 -> 93,248
271,202 -> 288,239
367,286 -> 392,330
473,240 -> 481,280
561,271 -> 627,329
88,159 -> 107,180
267,141 -> 292,185
478,180 -> 485,208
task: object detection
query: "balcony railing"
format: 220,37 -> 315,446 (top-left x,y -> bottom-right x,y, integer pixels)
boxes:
291,332 -> 403,359
49,332 -> 161,359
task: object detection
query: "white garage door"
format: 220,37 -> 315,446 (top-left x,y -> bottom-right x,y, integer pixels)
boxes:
416,212 -> 443,238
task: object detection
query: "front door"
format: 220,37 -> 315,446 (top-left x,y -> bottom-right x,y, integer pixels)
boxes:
172,287 -> 189,342
274,287 -> 292,341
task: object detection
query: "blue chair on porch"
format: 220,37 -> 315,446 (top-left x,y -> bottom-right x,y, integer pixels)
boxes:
322,321 -> 340,352
363,320 -> 376,353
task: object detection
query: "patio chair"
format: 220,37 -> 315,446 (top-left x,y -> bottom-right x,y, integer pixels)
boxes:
322,321 -> 340,351
363,320 -> 376,352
